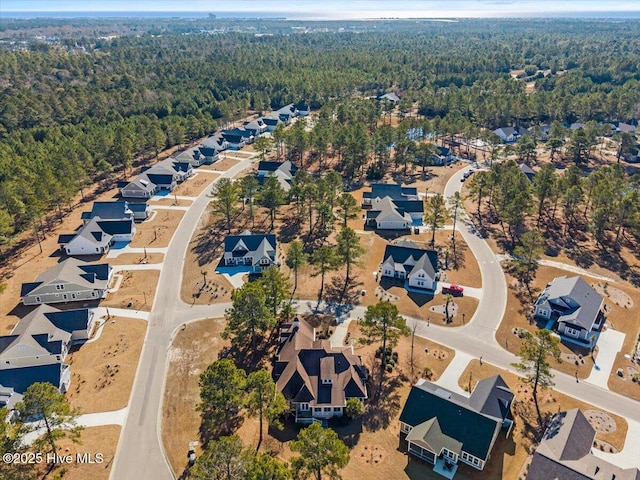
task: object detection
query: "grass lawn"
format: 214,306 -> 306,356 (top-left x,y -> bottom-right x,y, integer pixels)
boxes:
67,318 -> 147,413
103,269 -> 159,312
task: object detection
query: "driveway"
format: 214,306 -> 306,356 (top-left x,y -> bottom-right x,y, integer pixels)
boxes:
585,327 -> 626,389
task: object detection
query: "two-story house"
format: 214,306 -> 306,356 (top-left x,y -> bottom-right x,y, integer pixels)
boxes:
380,240 -> 438,291
222,231 -> 278,273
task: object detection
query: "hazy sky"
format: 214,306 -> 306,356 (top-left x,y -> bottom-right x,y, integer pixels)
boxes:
3,0 -> 640,18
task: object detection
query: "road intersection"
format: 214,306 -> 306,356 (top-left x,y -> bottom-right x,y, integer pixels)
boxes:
108,159 -> 639,479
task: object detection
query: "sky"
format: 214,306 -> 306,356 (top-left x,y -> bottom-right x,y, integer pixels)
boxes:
2,0 -> 640,18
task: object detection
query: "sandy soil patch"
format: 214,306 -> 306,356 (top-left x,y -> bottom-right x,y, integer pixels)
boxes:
150,197 -> 193,207
106,253 -> 164,266
103,270 -> 159,311
162,318 -> 228,476
130,210 -> 184,248
211,157 -> 240,171
172,172 -> 219,197
67,318 -> 146,413
458,360 -> 627,452
41,425 -> 121,480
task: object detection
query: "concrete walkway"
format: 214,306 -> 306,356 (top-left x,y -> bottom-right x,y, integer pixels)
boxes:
585,328 -> 626,389
432,350 -> 475,397
220,272 -> 247,289
593,419 -> 640,469
111,264 -> 162,272
150,205 -> 190,211
92,307 -> 150,321
330,318 -> 354,348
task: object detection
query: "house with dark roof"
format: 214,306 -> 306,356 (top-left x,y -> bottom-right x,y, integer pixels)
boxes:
527,409 -> 640,480
275,104 -> 299,125
0,363 -> 70,398
534,276 -> 605,348
127,202 -> 151,221
362,183 -> 419,207
274,317 -> 367,423
262,115 -> 282,132
222,231 -> 277,273
120,158 -> 193,199
243,118 -> 268,136
119,175 -> 159,199
400,375 -> 514,477
257,160 -> 299,192
380,240 -> 438,291
493,126 -> 530,143
519,163 -> 536,183
362,184 -> 423,230
378,92 -> 401,104
81,201 -> 133,223
432,146 -> 454,166
58,217 -> 114,256
198,133 -> 230,162
294,102 -> 311,116
21,258 -> 112,306
221,128 -> 255,149
13,305 -> 95,346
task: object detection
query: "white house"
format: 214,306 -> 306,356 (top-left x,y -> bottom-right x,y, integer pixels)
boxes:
380,240 -> 438,290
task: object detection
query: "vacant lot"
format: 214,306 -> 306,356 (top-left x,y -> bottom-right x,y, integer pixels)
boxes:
162,318 -> 228,476
103,269 -> 160,312
172,172 -> 220,197
107,253 -> 164,266
41,425 -> 121,480
130,209 -> 184,248
151,197 -> 193,207
67,317 -> 147,413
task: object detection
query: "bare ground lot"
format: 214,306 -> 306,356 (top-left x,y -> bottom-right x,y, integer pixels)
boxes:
106,253 -> 164,266
172,172 -> 220,197
150,197 -> 193,207
208,157 -> 240,171
103,270 -> 159,312
162,318 -> 228,476
40,425 -> 121,480
67,318 -> 147,413
129,210 -> 184,248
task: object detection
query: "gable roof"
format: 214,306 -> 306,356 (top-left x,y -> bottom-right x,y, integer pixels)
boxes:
85,201 -> 132,221
12,305 -> 90,341
527,409 -> 640,480
21,258 -> 111,297
382,242 -> 438,280
364,183 -> 419,201
400,379 -> 505,460
224,231 -> 277,256
537,276 -> 604,330
468,375 -> 514,422
0,363 -> 64,394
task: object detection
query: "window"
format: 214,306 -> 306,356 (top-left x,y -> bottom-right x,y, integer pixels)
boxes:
56,284 -> 65,290
333,407 -> 341,412
71,293 -> 77,299
401,423 -> 412,434
323,407 -> 331,412
565,327 -> 580,338
299,403 -> 309,411
35,296 -> 41,303
91,292 -> 96,297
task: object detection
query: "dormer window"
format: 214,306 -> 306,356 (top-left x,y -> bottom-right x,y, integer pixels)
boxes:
56,284 -> 65,290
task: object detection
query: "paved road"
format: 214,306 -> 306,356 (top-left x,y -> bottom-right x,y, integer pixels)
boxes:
111,161 -> 640,479
110,155 -> 258,480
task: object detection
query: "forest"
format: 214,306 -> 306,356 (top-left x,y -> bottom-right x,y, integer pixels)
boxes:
0,18 -> 639,252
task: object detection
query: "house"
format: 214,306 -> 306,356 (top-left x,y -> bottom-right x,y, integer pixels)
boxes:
0,331 -> 70,369
262,115 -> 282,132
21,258 -> 112,306
0,363 -> 71,397
273,318 -> 367,423
275,104 -> 299,125
256,160 -> 299,192
119,175 -> 159,199
378,92 -> 401,104
400,375 -> 514,477
199,133 -> 230,162
534,276 -> 605,348
222,128 -> 255,149
432,146 -> 455,166
294,102 -> 311,116
0,384 -> 22,410
519,163 -> 536,183
527,409 -> 640,480
615,121 -> 637,135
223,231 -> 277,272
243,118 -> 268,136
12,305 -> 95,345
127,202 -> 151,221
380,240 -> 438,290
362,183 -> 419,207
492,126 -> 530,143
144,158 -> 193,183
81,201 -> 134,224
58,217 -> 114,256
365,196 -> 424,230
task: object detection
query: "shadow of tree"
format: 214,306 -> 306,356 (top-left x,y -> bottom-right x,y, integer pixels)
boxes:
363,360 -> 404,432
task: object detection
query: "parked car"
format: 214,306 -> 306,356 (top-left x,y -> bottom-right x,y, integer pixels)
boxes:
442,284 -> 464,296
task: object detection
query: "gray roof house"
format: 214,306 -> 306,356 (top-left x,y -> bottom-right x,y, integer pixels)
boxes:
12,305 -> 95,346
243,118 -> 268,136
534,276 -> 605,348
21,258 -> 112,306
400,375 -> 514,477
362,184 -> 423,230
527,409 -> 640,480
256,161 -> 299,192
493,126 -> 530,143
81,201 -> 134,223
0,363 -> 71,400
519,163 -> 536,182
120,158 -> 193,199
378,92 -> 401,103
273,317 -> 367,423
380,240 -> 438,291
119,174 -> 159,199
58,217 -> 113,256
222,231 -> 277,273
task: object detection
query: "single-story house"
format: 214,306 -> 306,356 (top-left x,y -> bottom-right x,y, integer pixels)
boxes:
527,409 -> 640,480
492,126 -> 530,143
13,305 -> 95,346
275,104 -> 299,125
119,175 -> 159,199
366,197 -> 424,230
534,276 -> 605,348
222,128 -> 255,149
21,258 -> 112,306
223,231 -> 277,272
81,201 -> 134,224
243,118 -> 268,136
58,217 -> 114,256
262,115 -> 281,132
380,240 -> 438,290
362,183 -> 419,208
120,159 -> 193,198
274,318 -> 367,423
0,363 -> 71,397
400,375 -> 514,476
256,160 -> 298,192
199,133 -> 230,162
294,102 -> 311,117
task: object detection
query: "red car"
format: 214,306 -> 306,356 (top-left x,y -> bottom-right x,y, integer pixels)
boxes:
442,284 -> 464,296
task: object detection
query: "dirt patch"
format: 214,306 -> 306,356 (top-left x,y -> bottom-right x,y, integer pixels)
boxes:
584,410 -> 616,435
593,282 -> 633,309
211,157 -> 240,171
150,197 -> 193,207
106,253 -> 164,266
103,270 -> 159,311
130,210 -> 184,248
162,318 -> 228,476
458,360 -> 628,452
172,172 -> 219,197
67,318 -> 146,413
41,425 -> 120,480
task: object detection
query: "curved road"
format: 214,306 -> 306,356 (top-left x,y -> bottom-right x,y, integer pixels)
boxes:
111,162 -> 639,479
